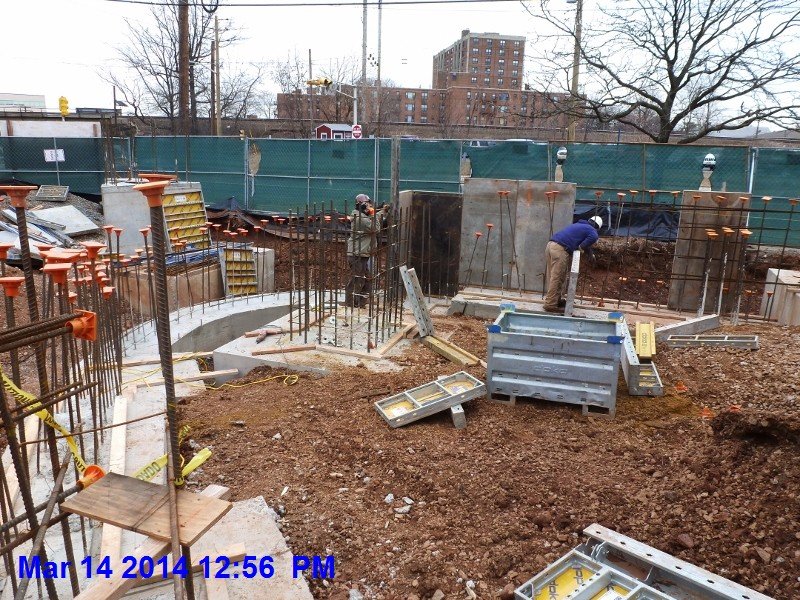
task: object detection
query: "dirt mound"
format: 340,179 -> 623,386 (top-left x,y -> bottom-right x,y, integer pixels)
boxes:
712,410 -> 800,444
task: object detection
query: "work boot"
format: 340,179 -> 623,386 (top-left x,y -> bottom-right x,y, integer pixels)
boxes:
543,305 -> 563,314
557,298 -> 566,308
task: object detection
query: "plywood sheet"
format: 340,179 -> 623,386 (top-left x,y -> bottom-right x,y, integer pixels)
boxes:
62,472 -> 231,545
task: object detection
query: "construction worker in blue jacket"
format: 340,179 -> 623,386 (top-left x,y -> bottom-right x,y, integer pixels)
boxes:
543,216 -> 603,313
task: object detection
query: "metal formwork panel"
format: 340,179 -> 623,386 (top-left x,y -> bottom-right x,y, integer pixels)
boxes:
375,371 -> 485,428
487,311 -> 622,416
665,334 -> 759,349
619,320 -> 664,397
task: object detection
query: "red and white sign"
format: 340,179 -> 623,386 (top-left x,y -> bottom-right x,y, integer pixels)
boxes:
352,124 -> 362,139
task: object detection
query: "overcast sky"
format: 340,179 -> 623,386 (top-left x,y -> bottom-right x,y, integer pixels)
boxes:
0,0 -> 588,111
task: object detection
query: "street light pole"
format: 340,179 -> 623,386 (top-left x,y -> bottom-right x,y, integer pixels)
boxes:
567,0 -> 583,142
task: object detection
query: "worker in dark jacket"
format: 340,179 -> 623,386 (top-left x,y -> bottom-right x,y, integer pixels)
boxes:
543,216 -> 602,313
345,194 -> 388,308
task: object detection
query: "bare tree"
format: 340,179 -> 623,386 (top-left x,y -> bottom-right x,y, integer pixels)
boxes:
103,5 -> 263,133
527,0 -> 800,143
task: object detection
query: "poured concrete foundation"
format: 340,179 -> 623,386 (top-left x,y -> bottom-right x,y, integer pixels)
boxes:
760,268 -> 800,325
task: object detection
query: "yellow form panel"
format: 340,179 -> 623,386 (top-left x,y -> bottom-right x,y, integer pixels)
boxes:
534,564 -> 598,600
589,584 -> 629,600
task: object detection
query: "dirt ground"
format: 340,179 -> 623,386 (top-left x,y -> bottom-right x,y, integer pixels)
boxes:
179,316 -> 800,600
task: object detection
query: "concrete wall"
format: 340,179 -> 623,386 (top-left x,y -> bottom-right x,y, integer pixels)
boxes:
3,120 -> 101,138
760,268 -> 800,324
667,191 -> 748,312
101,181 -> 203,256
120,263 -> 224,319
459,178 -> 575,291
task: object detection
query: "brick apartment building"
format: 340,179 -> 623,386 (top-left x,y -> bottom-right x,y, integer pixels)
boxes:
277,29 -> 569,135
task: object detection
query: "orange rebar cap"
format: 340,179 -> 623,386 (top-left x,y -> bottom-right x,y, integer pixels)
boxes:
0,185 -> 37,209
0,277 -> 24,297
0,243 -> 14,261
133,180 -> 170,208
42,263 -> 71,286
80,241 -> 107,260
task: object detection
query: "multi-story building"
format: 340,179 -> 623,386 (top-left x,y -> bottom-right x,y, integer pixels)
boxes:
432,30 -> 526,91
276,29 -> 568,134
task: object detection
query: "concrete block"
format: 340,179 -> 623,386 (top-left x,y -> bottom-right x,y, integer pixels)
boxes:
459,179 -> 575,292
119,263 -> 224,319
450,404 -> 466,429
759,268 -> 800,321
668,191 -> 748,312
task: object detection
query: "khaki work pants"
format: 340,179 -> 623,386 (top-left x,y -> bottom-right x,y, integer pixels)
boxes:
544,241 -> 570,310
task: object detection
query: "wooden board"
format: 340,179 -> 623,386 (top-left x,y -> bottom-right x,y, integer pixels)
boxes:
377,323 -> 415,356
75,484 -> 230,600
99,392 -> 131,563
421,335 -> 479,367
251,344 -> 316,356
62,473 -> 232,546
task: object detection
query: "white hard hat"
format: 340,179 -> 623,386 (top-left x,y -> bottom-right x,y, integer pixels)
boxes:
589,216 -> 603,229
355,193 -> 371,205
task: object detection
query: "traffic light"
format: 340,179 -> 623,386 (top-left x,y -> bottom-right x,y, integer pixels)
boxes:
58,96 -> 69,117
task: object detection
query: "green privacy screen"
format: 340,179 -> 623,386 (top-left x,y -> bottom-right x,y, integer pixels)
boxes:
1,135 -> 799,246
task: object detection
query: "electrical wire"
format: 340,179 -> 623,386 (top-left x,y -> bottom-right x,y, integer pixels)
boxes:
103,0 -> 522,7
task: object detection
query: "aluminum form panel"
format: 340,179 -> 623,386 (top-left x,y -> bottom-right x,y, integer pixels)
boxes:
400,265 -> 434,338
619,321 -> 664,397
487,311 -> 621,416
375,371 -> 484,428
665,334 -> 759,349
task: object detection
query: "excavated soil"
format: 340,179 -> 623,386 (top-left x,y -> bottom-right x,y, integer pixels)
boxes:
179,316 -> 800,600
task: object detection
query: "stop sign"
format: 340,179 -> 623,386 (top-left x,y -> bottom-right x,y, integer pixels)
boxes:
352,124 -> 362,139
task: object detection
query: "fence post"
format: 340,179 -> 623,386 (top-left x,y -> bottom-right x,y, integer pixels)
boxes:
53,136 -> 61,186
747,147 -> 758,195
373,137 -> 379,203
243,137 -> 249,210
641,143 -> 647,192
306,139 -> 311,208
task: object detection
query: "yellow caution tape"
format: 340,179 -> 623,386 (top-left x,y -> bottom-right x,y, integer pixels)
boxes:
1,371 -> 88,474
132,425 -> 211,483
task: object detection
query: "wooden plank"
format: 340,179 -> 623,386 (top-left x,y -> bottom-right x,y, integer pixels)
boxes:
135,369 -> 239,387
99,393 -> 131,564
75,484 -> 230,600
377,323 -> 414,356
62,473 -> 232,546
315,344 -> 380,361
635,321 -> 656,359
121,352 -> 213,367
251,344 -> 316,356
420,335 -> 479,367
204,578 -> 231,600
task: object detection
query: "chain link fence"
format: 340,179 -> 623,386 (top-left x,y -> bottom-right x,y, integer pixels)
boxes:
1,135 -> 798,245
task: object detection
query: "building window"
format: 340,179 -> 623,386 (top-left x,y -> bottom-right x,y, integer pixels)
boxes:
471,67 -> 478,74
471,57 -> 478,64
421,104 -> 428,112
514,40 -> 520,47
512,60 -> 519,66
521,106 -> 527,114
405,92 -> 415,100
481,103 -> 487,110
405,103 -> 414,111
499,117 -> 506,126
498,69 -> 505,76
513,50 -> 520,57
485,48 -> 492,54
484,77 -> 490,84
500,105 -> 508,113
499,93 -> 509,101
497,78 -> 504,86
499,58 -> 505,65
491,94 -> 496,100
521,94 -> 528,104
420,116 -> 428,123
485,58 -> 491,66
512,70 -> 518,77
405,115 -> 413,123
499,39 -> 506,47
512,79 -> 518,86
421,92 -> 428,100
467,91 -> 472,99
472,37 -> 479,43
485,67 -> 491,74
472,47 -> 478,54
466,116 -> 471,124
471,76 -> 477,83
486,39 -> 493,46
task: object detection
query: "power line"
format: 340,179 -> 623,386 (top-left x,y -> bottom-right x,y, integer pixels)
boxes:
102,0 -> 521,7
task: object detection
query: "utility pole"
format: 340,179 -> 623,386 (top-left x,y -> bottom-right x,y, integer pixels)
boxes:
214,15 -> 222,136
308,49 -> 314,137
567,0 -> 583,142
178,0 -> 190,135
376,0 -> 383,135
210,40 -> 216,135
361,0 -> 367,124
